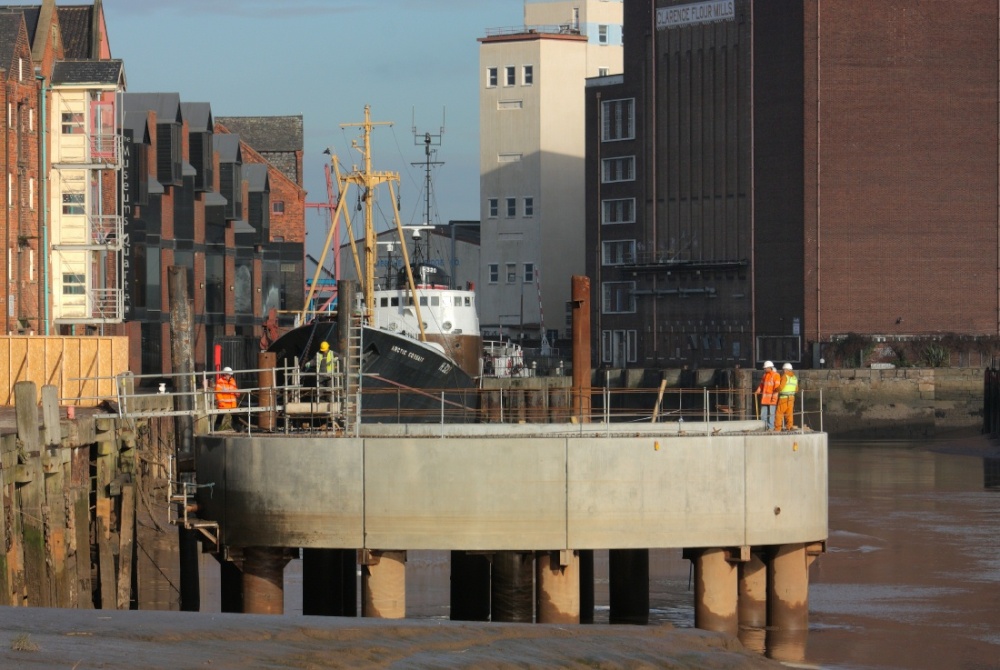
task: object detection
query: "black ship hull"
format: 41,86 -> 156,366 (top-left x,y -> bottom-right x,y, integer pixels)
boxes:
268,321 -> 477,423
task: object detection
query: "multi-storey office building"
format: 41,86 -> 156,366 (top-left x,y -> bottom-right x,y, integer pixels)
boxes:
479,0 -> 622,344
586,0 -> 1000,369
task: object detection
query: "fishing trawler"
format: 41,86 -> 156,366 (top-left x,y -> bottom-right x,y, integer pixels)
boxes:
267,107 -> 478,422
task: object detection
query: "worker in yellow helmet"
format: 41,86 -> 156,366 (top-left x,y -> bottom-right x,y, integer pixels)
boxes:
317,341 -> 335,374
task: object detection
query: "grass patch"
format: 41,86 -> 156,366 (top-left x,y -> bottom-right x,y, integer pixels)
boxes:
11,633 -> 39,652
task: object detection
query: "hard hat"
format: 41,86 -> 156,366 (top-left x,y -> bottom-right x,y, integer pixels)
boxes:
319,341 -> 330,352
783,363 -> 793,370
222,366 -> 233,374
763,361 -> 774,369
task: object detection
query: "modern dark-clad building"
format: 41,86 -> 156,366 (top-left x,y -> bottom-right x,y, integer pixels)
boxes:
586,0 -> 999,369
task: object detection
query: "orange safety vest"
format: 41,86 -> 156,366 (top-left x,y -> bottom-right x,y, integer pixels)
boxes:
757,370 -> 781,405
215,375 -> 238,409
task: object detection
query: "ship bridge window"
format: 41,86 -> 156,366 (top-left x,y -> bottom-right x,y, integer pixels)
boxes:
420,296 -> 428,306
432,296 -> 440,306
454,296 -> 462,306
407,297 -> 414,306
465,297 -> 472,306
391,297 -> 399,306
380,297 -> 389,307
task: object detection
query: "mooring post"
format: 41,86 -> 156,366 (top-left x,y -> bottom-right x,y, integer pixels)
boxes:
535,550 -> 580,624
571,275 -> 591,422
258,351 -> 276,431
242,547 -> 290,615
690,547 -> 739,635
361,549 -> 406,619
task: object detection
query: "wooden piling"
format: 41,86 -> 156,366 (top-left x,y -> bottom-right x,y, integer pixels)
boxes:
16,381 -> 48,607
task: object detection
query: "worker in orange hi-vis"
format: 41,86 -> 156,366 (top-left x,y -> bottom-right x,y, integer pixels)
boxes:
214,367 -> 239,431
776,362 -> 798,431
754,360 -> 781,431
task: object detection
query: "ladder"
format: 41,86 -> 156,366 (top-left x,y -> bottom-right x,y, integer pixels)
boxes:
342,310 -> 364,435
167,456 -> 219,548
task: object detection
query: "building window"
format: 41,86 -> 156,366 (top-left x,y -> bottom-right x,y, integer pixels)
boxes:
28,178 -> 33,211
601,330 -> 638,364
6,173 -> 10,208
601,156 -> 635,183
62,192 -> 85,215
524,197 -> 534,217
498,153 -> 522,163
488,264 -> 499,283
272,201 -> 285,214
488,198 -> 499,218
602,239 -> 636,265
602,281 -> 636,314
505,65 -> 515,86
506,263 -> 516,283
523,65 -> 534,85
602,198 -> 635,225
598,67 -> 610,77
524,263 -> 535,283
602,99 -> 635,141
61,112 -> 83,134
598,25 -> 609,44
505,197 -> 516,218
62,273 -> 86,295
486,67 -> 498,87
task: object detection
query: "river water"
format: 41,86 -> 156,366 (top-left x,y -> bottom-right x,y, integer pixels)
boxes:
194,436 -> 1000,669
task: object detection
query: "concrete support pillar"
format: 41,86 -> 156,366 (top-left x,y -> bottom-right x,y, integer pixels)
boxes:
218,558 -> 243,613
578,549 -> 594,624
768,543 -> 809,631
242,547 -> 290,615
692,548 -> 738,635
491,551 -> 534,623
609,548 -> 649,625
450,551 -> 490,621
738,551 -> 767,629
362,550 -> 406,619
303,548 -> 357,617
535,550 -> 580,624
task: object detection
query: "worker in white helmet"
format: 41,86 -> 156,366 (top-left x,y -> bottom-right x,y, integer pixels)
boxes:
214,366 -> 239,431
754,361 -> 781,430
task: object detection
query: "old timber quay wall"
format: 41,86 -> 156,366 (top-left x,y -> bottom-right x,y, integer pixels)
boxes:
0,381 -> 176,610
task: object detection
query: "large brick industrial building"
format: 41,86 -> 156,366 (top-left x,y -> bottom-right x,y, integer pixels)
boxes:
586,0 -> 998,369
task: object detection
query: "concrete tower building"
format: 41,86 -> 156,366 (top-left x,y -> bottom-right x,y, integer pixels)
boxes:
478,0 -> 622,345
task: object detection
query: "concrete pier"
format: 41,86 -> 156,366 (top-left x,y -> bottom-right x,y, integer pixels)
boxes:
769,543 -> 810,631
691,548 -> 738,635
361,550 -> 406,619
195,422 -> 827,630
738,551 -> 768,628
242,547 -> 289,615
536,550 -> 580,624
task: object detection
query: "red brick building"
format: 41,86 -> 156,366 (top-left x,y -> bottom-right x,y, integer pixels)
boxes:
586,0 -> 999,369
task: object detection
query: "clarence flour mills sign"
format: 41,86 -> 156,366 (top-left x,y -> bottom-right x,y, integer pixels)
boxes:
656,0 -> 736,29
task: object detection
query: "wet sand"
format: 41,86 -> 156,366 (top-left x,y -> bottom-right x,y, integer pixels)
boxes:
0,606 -> 781,669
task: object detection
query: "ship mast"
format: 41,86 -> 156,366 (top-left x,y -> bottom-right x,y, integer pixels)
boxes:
335,106 -> 427,340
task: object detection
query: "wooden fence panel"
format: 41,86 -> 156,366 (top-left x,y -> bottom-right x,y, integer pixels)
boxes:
0,336 -> 128,406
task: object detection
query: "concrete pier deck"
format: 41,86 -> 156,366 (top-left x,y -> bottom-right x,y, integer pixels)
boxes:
195,422 -> 827,553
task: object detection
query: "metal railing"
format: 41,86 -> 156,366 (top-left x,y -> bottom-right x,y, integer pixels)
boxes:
75,368 -> 823,435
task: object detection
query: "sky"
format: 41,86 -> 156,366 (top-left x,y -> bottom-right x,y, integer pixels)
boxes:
94,0 -> 527,252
